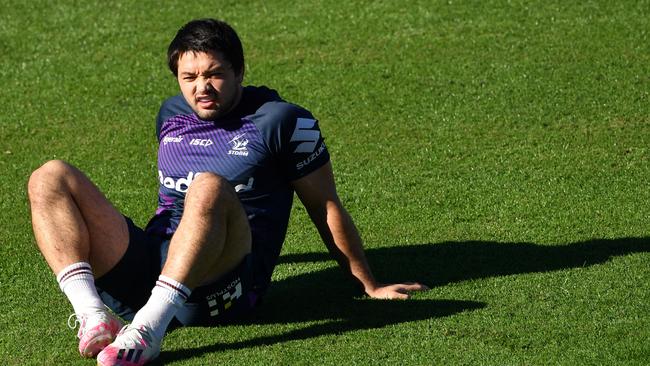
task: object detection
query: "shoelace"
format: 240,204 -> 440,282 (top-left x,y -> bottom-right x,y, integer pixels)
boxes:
67,313 -> 82,330
67,313 -> 87,338
67,312 -> 114,336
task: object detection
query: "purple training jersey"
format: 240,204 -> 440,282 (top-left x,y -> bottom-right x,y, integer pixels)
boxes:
147,86 -> 330,294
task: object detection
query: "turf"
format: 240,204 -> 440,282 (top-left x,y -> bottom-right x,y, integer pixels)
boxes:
1,0 -> 649,364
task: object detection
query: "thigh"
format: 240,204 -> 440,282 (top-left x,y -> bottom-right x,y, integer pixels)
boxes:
63,164 -> 130,276
31,160 -> 130,276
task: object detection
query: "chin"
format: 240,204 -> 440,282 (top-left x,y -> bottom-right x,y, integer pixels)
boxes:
195,109 -> 221,121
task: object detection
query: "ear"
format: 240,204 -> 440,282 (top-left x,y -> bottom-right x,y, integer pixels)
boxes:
235,65 -> 245,83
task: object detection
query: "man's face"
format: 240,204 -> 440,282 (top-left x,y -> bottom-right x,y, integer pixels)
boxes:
176,51 -> 243,120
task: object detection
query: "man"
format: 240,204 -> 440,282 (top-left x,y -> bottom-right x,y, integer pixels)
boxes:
28,18 -> 427,366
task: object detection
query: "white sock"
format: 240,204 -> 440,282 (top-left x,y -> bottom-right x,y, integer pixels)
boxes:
131,275 -> 191,342
56,262 -> 105,316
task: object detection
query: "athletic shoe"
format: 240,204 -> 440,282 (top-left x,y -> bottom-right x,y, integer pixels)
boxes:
68,310 -> 124,358
96,324 -> 160,366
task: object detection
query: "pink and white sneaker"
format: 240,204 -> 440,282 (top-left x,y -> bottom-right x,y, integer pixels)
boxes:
97,324 -> 160,366
68,310 -> 124,358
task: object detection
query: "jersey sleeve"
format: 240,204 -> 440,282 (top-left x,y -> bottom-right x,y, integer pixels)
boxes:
254,102 -> 330,181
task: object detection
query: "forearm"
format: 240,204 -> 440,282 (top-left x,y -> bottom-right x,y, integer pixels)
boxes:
294,163 -> 428,300
313,201 -> 379,295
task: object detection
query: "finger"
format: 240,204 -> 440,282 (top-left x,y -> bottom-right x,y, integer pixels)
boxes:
397,283 -> 429,292
389,291 -> 410,300
370,288 -> 409,300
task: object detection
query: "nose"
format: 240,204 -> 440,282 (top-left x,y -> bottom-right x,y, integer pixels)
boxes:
197,77 -> 214,94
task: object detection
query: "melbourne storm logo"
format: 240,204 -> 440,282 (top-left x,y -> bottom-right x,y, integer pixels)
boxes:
228,134 -> 249,156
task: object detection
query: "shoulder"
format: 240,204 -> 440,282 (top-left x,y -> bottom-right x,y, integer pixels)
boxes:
249,92 -> 328,170
244,87 -> 318,141
258,100 -> 313,122
251,96 -> 316,135
158,95 -> 193,123
156,95 -> 193,139
250,99 -> 318,152
239,85 -> 310,123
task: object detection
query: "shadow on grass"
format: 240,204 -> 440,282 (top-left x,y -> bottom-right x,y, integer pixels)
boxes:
273,237 -> 650,289
158,236 -> 648,363
346,237 -> 650,287
158,298 -> 482,364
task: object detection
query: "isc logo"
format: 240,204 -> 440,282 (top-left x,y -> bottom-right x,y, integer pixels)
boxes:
190,138 -> 213,147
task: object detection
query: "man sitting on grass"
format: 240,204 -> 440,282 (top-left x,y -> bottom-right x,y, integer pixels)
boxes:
27,18 -> 427,366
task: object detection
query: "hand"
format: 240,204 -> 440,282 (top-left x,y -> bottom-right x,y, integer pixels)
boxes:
366,282 -> 429,300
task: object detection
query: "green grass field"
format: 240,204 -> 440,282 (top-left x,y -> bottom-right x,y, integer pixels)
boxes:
1,0 -> 649,364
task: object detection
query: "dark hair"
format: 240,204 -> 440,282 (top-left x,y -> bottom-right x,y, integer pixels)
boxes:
167,19 -> 244,77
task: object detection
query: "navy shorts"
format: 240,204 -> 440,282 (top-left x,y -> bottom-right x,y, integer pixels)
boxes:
95,217 -> 258,327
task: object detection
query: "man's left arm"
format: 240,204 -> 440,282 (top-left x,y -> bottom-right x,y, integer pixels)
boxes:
292,162 -> 429,299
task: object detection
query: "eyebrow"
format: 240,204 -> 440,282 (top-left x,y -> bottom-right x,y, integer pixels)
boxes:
180,65 -> 227,76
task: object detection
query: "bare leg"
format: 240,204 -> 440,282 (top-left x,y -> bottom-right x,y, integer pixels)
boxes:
27,159 -> 128,277
162,172 -> 252,289
28,160 -> 129,358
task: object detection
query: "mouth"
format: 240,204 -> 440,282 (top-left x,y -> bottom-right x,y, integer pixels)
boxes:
196,95 -> 218,109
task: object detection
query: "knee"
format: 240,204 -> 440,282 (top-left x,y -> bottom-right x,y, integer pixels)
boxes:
27,160 -> 73,203
185,173 -> 238,211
